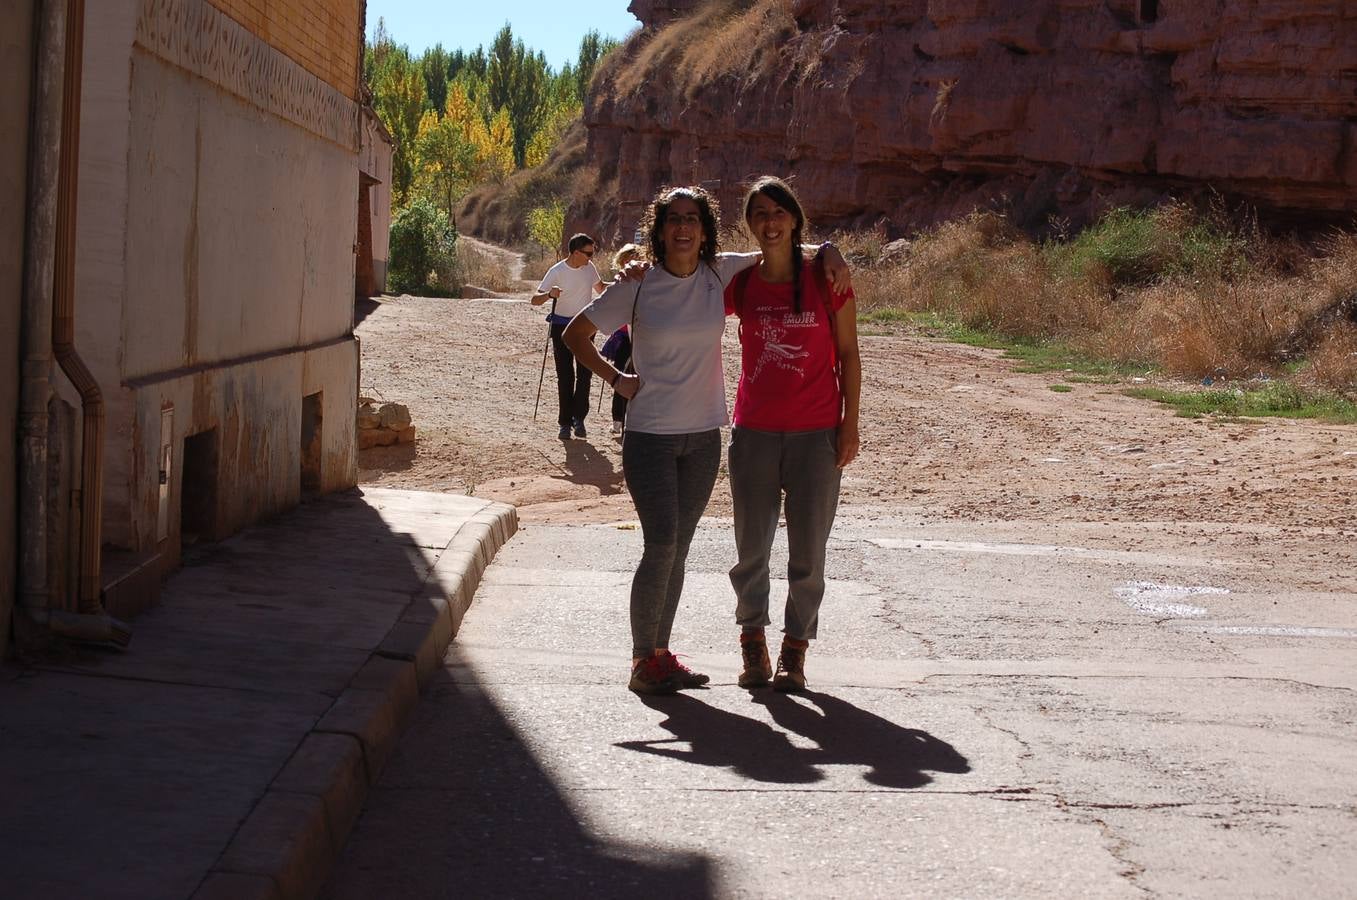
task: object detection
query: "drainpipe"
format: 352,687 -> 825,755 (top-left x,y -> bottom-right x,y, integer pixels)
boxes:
22,0 -> 130,648
18,0 -> 62,628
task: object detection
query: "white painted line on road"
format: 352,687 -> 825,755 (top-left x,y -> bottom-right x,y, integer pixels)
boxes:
1114,581 -> 1226,618
1180,624 -> 1357,639
869,538 -> 1092,556
865,537 -> 1247,568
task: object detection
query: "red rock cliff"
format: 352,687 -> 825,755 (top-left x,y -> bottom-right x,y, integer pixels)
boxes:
578,0 -> 1357,241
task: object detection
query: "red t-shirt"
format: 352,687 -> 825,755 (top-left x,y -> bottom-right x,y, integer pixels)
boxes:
725,262 -> 850,431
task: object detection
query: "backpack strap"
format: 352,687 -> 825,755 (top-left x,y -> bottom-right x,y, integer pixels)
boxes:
811,256 -> 842,383
731,265 -> 755,319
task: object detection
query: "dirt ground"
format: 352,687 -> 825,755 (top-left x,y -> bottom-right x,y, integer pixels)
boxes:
357,242 -> 1356,590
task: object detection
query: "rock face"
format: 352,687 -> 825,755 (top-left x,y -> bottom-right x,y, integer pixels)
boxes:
579,0 -> 1357,240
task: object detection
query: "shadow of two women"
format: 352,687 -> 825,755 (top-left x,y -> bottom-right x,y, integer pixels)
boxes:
616,690 -> 970,789
558,438 -> 624,495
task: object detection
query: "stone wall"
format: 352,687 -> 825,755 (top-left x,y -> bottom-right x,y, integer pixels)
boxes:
583,0 -> 1357,240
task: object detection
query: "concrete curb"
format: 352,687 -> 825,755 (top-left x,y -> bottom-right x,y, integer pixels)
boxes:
194,501 -> 519,900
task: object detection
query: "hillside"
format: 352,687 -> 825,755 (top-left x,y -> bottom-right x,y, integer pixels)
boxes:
573,0 -> 1357,244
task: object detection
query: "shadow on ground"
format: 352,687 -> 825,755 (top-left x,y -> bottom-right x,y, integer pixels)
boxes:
619,690 -> 970,789
557,438 -> 624,495
323,669 -> 713,898
354,295 -> 381,327
357,441 -> 416,475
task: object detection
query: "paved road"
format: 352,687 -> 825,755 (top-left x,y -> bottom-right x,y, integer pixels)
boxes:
323,510 -> 1356,897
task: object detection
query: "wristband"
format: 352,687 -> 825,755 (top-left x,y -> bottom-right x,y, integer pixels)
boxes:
609,370 -> 621,387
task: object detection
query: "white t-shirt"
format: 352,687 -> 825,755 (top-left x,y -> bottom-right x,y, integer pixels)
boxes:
536,258 -> 602,320
581,253 -> 758,434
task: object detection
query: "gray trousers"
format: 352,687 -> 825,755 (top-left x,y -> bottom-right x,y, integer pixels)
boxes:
728,426 -> 842,641
622,429 -> 722,659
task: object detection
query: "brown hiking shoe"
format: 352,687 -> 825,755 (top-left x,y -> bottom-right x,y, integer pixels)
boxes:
628,655 -> 679,695
773,641 -> 808,693
658,650 -> 710,689
738,632 -> 773,689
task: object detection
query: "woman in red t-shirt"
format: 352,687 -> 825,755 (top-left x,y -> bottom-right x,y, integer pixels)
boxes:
725,176 -> 862,692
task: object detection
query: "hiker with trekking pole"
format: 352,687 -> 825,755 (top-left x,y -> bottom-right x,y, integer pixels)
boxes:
531,233 -> 607,440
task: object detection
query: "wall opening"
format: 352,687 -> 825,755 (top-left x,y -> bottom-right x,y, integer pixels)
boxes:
355,173 -> 377,300
181,429 -> 218,545
300,392 -> 323,497
1139,0 -> 1159,23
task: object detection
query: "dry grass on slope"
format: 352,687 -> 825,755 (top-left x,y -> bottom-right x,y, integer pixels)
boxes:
602,0 -> 797,102
850,206 -> 1357,399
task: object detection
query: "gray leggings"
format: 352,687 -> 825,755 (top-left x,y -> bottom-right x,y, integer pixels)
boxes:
622,429 -> 722,659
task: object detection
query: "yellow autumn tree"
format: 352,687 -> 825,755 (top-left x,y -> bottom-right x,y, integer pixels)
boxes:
481,107 -> 516,183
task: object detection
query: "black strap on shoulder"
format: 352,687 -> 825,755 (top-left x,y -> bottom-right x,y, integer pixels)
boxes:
625,277 -> 644,376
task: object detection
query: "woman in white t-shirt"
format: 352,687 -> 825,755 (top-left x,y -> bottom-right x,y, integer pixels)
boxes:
564,186 -> 851,695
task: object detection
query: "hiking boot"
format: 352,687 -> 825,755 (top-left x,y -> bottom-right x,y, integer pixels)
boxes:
558,425 -> 571,440
659,650 -> 709,689
573,418 -> 587,438
738,632 -> 773,689
628,655 -> 678,695
773,640 -> 808,693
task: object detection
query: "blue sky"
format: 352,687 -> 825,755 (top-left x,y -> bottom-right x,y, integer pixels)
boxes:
366,1 -> 640,70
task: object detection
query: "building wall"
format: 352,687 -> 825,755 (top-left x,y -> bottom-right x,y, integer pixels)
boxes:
359,107 -> 393,291
120,51 -> 358,379
206,0 -> 362,99
127,339 -> 357,563
73,0 -> 363,562
1,0 -> 37,654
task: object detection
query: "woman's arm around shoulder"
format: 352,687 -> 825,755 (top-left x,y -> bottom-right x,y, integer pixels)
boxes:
833,294 -> 861,469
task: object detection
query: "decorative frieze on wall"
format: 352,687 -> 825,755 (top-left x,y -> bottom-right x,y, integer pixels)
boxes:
135,0 -> 358,151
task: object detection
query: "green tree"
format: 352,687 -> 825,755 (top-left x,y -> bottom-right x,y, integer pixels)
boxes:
420,44 -> 450,114
573,31 -> 618,103
373,57 -> 426,204
485,25 -> 551,168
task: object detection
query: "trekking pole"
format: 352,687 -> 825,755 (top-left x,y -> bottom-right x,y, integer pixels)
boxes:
532,297 -> 556,422
532,331 -> 549,421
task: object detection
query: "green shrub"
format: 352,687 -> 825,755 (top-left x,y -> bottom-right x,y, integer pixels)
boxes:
1045,205 -> 1249,287
388,198 -> 458,293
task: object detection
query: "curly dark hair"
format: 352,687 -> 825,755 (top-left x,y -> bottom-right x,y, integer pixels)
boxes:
640,186 -> 721,273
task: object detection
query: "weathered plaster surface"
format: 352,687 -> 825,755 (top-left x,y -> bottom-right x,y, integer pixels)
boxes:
71,0 -> 362,561
122,51 -> 357,378
128,339 -> 358,564
1,0 -> 37,654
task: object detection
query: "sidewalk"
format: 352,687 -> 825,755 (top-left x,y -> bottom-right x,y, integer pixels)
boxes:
0,487 -> 517,900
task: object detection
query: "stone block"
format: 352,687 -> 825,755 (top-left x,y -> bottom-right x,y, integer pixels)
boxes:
379,619 -> 445,686
216,791 -> 334,900
272,733 -> 368,848
350,656 -> 419,724
377,402 -> 410,429
315,687 -> 406,784
357,428 -> 397,450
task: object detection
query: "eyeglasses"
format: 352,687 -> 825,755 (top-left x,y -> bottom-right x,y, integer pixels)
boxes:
580,249 -> 595,257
